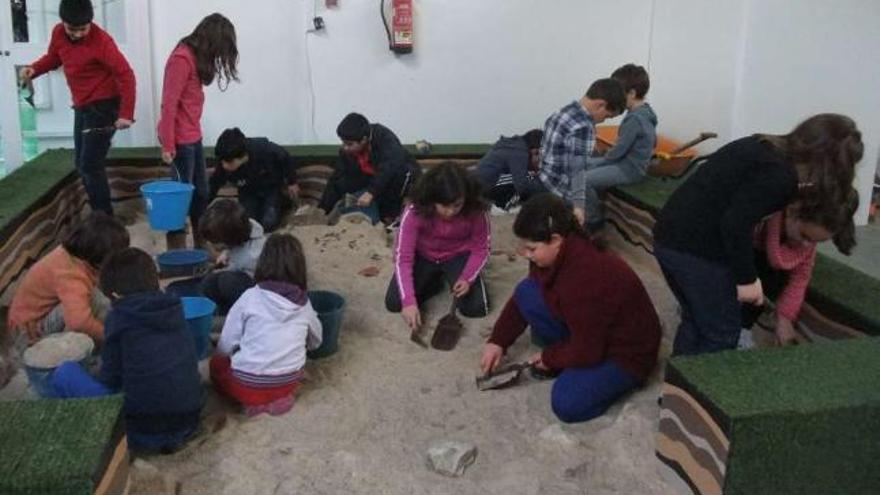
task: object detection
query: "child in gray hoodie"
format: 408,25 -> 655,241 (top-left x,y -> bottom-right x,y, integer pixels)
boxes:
583,64 -> 658,232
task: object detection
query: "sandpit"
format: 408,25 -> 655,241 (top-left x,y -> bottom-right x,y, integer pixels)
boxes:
4,208 -> 680,494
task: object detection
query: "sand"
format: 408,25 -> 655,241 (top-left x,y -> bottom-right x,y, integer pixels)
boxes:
3,206 -> 681,494
22,332 -> 94,369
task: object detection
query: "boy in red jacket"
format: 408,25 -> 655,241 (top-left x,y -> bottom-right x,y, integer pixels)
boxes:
19,0 -> 135,215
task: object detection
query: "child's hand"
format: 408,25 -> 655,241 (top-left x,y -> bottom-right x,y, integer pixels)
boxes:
357,191 -> 374,207
215,251 -> 230,268
161,150 -> 176,164
573,207 -> 586,226
401,305 -> 421,330
480,343 -> 504,374
529,351 -> 550,371
287,183 -> 301,198
114,118 -> 134,130
774,316 -> 800,346
736,279 -> 764,305
18,66 -> 34,85
451,279 -> 471,297
17,320 -> 41,344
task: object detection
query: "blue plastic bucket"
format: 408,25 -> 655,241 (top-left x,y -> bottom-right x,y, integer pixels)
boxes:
306,290 -> 346,359
157,249 -> 210,278
140,180 -> 194,231
23,333 -> 94,398
181,296 -> 216,359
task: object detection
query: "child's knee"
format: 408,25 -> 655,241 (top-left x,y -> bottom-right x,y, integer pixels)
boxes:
551,380 -> 606,424
458,302 -> 489,318
513,278 -> 539,305
385,297 -> 402,313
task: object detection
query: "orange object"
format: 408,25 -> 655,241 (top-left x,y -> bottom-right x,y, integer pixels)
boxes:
595,126 -> 700,178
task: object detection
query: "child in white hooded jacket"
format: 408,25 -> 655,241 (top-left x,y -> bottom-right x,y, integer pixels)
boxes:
210,233 -> 322,417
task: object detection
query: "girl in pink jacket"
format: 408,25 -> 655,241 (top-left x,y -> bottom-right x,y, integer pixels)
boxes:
385,163 -> 491,330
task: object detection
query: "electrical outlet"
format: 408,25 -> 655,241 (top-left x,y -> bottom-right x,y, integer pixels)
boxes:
313,16 -> 325,30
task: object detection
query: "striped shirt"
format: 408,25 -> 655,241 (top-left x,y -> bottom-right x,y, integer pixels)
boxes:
538,100 -> 596,207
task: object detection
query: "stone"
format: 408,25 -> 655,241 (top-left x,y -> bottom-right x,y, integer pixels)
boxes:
538,424 -> 576,447
426,440 -> 477,477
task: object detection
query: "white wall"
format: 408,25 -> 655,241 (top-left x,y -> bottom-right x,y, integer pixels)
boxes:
731,0 -> 880,225
145,0 -> 880,223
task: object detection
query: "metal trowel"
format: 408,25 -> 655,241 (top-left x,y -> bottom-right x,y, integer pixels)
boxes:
475,361 -> 533,391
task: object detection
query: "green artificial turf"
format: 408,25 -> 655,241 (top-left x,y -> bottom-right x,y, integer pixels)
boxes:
0,396 -> 124,495
670,339 -> 880,494
807,254 -> 880,334
0,149 -> 76,230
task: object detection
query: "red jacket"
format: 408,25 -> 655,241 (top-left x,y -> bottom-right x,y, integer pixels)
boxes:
489,235 -> 661,381
157,44 -> 204,152
31,23 -> 135,120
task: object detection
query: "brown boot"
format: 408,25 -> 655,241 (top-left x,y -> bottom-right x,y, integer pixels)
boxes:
166,230 -> 188,250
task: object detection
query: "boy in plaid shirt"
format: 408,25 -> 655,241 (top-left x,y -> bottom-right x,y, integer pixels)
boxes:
538,78 -> 625,225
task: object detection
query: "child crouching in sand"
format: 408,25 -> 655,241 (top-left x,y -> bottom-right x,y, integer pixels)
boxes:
210,233 -> 322,417
481,194 -> 661,423
52,247 -> 202,454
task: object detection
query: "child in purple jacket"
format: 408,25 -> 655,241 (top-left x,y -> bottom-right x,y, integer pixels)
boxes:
385,163 -> 491,330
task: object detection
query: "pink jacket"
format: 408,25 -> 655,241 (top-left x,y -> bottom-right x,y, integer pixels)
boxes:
754,212 -> 817,322
157,44 -> 204,153
393,204 -> 491,307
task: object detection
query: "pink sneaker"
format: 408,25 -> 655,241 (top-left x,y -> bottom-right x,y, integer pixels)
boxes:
243,395 -> 295,417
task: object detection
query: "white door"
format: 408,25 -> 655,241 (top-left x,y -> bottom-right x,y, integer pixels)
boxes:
0,0 -> 154,175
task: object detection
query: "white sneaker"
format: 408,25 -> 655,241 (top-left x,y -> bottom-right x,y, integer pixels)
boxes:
737,328 -> 756,349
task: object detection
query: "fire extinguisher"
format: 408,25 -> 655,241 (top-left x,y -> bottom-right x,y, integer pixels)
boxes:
381,0 -> 413,54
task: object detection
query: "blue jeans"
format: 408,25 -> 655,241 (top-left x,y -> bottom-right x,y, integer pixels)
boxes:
51,362 -> 196,453
172,141 -> 208,232
513,278 -> 640,423
583,162 -> 644,230
654,244 -> 741,356
73,98 -> 119,215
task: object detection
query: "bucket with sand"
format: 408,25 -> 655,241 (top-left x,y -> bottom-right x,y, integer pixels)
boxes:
23,332 -> 94,398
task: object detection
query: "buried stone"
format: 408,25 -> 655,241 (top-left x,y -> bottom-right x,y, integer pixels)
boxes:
426,440 -> 478,477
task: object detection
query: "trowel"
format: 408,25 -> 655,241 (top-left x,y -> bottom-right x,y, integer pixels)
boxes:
430,297 -> 462,351
475,361 -> 533,391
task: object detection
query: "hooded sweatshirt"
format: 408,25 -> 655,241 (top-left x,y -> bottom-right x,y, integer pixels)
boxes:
217,282 -> 322,386
100,291 -> 202,434
587,103 -> 658,176
474,135 -> 544,196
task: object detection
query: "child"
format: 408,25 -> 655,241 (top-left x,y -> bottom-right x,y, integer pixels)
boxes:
654,114 -> 863,356
475,129 -> 545,210
210,127 -> 300,232
743,188 -> 859,345
51,247 -> 202,454
583,64 -> 657,232
197,199 -> 267,314
385,163 -> 491,330
158,13 -> 239,249
539,78 -> 626,225
481,194 -> 661,423
210,234 -> 322,417
19,0 -> 135,215
319,113 -> 421,224
7,212 -> 129,344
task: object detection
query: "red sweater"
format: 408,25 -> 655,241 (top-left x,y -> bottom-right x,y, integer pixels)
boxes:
157,44 -> 204,152
30,23 -> 135,120
489,235 -> 661,381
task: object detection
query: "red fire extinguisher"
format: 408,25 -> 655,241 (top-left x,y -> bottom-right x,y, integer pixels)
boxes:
382,0 -> 413,54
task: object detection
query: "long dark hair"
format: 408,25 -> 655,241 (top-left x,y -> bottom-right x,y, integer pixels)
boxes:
760,113 -> 863,224
410,162 -> 487,218
514,193 -> 590,241
254,234 -> 307,289
180,13 -> 239,89
795,187 -> 860,255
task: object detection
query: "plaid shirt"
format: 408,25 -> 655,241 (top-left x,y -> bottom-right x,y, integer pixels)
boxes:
538,100 -> 595,207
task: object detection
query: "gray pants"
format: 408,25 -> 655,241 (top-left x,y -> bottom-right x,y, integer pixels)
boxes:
583,162 -> 645,228
11,290 -> 110,357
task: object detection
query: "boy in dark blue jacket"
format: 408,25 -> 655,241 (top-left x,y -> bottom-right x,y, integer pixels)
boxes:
210,128 -> 300,232
475,129 -> 545,209
52,247 -> 202,453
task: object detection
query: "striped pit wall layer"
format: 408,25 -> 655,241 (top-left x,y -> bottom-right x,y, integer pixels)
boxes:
603,189 -> 872,341
0,158 -> 478,304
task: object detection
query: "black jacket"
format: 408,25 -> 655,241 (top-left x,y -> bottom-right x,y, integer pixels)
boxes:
100,291 -> 202,434
210,137 -> 298,198
335,123 -> 417,197
475,135 -> 544,195
653,136 -> 798,285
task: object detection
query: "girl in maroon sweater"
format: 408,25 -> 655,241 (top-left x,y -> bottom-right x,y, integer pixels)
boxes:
481,194 -> 661,423
158,13 -> 239,248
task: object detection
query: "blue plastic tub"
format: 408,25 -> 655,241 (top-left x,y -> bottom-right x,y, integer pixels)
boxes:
306,290 -> 346,359
157,249 -> 210,278
181,296 -> 217,359
140,180 -> 194,231
23,333 -> 94,398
